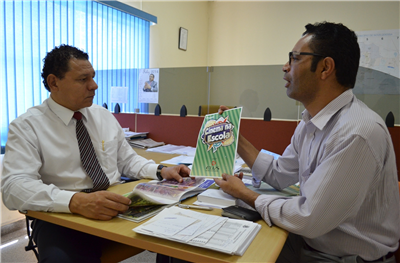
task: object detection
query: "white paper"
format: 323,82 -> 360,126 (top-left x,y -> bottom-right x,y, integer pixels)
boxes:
110,86 -> 128,103
192,200 -> 228,209
161,155 -> 194,165
146,145 -> 196,156
133,206 -> 261,255
141,214 -> 196,236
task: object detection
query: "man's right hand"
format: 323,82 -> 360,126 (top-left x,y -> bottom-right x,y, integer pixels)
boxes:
69,191 -> 131,221
218,105 -> 230,115
218,105 -> 259,168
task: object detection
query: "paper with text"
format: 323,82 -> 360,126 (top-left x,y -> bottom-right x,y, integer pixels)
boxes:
191,107 -> 242,178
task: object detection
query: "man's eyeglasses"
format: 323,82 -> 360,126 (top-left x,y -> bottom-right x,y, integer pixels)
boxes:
288,51 -> 325,65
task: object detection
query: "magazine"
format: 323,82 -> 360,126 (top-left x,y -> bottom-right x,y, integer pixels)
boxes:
118,177 -> 214,222
190,107 -> 243,178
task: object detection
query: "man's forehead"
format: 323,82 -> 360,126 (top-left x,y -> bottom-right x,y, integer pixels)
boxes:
67,58 -> 94,74
293,34 -> 313,52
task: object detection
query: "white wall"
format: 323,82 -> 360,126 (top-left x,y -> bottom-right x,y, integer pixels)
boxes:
207,1 -> 400,66
123,1 -> 399,67
124,1 -> 210,68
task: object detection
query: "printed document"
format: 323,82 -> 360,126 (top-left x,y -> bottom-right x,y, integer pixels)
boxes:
191,107 -> 242,178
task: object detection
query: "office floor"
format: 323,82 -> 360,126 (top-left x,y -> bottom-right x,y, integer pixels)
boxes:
1,219 -> 157,263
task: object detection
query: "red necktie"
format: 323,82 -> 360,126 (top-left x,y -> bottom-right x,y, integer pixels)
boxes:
73,112 -> 109,192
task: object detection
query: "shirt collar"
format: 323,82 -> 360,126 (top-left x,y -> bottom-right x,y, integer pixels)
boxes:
47,96 -> 88,125
302,89 -> 354,130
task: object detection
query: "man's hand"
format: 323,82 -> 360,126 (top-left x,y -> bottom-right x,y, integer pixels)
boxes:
218,105 -> 230,115
214,173 -> 260,208
69,191 -> 131,221
161,165 -> 191,183
218,105 -> 259,168
144,82 -> 151,90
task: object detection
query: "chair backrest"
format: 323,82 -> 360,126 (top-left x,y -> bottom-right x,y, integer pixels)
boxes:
0,154 -> 3,176
395,182 -> 400,263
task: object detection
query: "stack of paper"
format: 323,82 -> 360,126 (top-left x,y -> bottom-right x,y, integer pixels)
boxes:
133,206 -> 261,256
124,131 -> 148,140
129,138 -> 165,149
146,144 -> 196,156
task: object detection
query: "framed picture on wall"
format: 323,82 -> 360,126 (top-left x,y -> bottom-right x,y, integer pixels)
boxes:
179,27 -> 188,51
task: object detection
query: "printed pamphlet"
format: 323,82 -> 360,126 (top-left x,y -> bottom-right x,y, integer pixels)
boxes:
191,107 -> 242,178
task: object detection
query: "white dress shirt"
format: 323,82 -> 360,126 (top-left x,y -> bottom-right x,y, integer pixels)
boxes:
251,89 -> 400,260
2,97 -> 158,213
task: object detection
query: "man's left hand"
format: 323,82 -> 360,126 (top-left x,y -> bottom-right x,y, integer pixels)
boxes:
160,165 -> 191,183
214,173 -> 260,208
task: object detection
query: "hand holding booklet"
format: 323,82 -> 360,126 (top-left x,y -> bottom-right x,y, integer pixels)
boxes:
190,107 -> 242,178
118,177 -> 214,222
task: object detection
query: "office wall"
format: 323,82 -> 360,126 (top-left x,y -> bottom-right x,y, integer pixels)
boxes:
157,67 -> 209,115
124,1 -> 210,68
123,1 -> 399,123
207,1 -> 399,66
207,1 -> 400,122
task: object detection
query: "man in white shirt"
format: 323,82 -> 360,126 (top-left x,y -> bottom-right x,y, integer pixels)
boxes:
215,22 -> 399,262
1,45 -> 190,262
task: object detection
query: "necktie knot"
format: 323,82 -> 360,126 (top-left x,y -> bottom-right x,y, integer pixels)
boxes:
73,112 -> 82,120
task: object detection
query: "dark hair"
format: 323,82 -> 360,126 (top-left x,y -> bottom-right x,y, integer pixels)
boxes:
41,44 -> 89,92
303,22 -> 360,89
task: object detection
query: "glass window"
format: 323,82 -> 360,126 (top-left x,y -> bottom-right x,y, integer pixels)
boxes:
0,0 -> 153,153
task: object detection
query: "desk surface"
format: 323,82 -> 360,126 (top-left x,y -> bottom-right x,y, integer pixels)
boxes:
26,149 -> 288,263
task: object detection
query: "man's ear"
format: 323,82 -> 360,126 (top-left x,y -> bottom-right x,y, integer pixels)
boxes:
46,74 -> 59,92
320,57 -> 335,80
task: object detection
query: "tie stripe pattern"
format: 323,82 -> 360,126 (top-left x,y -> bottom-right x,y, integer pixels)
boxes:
73,112 -> 110,193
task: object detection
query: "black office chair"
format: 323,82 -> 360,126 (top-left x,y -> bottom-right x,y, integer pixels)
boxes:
155,104 -> 162,116
264,108 -> 272,121
385,111 -> 395,127
180,105 -> 187,117
24,216 -> 39,260
114,103 -> 121,114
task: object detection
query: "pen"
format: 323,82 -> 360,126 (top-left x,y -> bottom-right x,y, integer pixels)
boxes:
178,204 -> 213,211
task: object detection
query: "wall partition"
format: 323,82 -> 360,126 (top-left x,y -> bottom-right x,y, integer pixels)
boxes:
148,65 -> 400,126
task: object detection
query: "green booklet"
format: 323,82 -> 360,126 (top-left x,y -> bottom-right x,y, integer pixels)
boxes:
191,107 -> 242,178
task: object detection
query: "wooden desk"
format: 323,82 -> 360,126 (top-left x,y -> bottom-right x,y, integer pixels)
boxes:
26,149 -> 288,263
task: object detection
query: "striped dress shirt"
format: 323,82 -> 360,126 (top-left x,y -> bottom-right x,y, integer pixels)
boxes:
252,89 -> 400,260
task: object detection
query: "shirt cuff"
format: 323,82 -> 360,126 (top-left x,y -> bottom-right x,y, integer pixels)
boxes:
53,190 -> 78,213
252,151 -> 274,188
146,163 -> 159,180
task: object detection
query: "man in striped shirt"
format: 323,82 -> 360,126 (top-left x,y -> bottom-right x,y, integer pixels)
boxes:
216,22 -> 399,262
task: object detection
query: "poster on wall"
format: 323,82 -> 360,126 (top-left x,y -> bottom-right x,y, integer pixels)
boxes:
354,29 -> 399,95
138,68 -> 160,103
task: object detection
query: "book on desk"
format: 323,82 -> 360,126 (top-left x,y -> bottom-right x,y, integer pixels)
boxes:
118,177 -> 214,222
195,188 -> 237,208
193,180 -> 300,209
